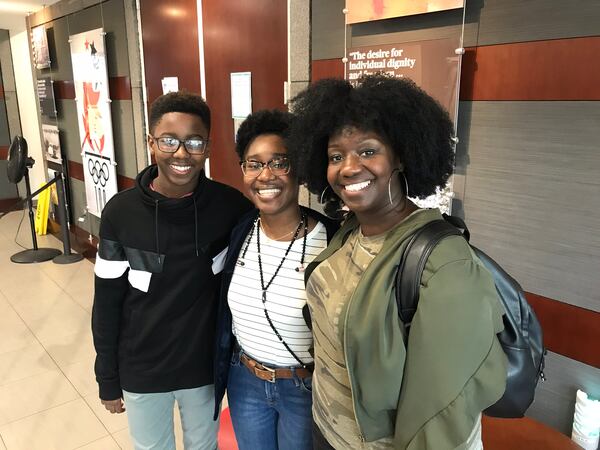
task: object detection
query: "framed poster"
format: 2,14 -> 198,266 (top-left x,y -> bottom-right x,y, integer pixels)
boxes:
347,38 -> 460,123
42,124 -> 62,164
69,28 -> 118,217
346,0 -> 464,24
348,44 -> 422,85
37,78 -> 57,118
31,25 -> 51,69
230,72 -> 252,119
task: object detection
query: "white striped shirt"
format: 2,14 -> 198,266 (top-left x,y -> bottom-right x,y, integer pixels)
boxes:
228,221 -> 327,367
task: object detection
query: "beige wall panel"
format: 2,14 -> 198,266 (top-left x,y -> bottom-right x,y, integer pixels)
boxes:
289,0 -> 311,82
44,16 -> 73,81
455,101 -> 600,312
313,0 -> 600,62
471,0 -> 600,46
311,0 -> 345,60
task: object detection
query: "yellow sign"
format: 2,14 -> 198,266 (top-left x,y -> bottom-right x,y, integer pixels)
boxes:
34,184 -> 51,235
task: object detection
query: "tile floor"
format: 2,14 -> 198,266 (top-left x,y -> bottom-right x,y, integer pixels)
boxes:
0,212 -> 189,449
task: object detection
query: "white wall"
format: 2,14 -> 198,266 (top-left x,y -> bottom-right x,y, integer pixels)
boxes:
1,13 -> 47,192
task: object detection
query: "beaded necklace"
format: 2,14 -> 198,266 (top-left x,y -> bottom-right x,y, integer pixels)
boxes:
236,211 -> 309,367
237,212 -> 308,272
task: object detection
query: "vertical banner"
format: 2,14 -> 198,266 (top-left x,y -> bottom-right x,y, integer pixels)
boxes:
69,28 -> 118,217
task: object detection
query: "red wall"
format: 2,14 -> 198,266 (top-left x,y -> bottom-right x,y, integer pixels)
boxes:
202,0 -> 287,192
140,0 -> 202,106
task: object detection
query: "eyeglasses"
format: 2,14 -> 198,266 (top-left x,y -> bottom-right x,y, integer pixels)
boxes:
150,136 -> 209,155
240,157 -> 291,177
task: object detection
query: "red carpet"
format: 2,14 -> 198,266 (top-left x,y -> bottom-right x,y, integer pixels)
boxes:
218,407 -> 239,450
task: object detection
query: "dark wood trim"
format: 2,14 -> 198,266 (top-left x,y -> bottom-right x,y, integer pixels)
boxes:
460,37 -> 600,101
108,76 -> 132,100
482,416 -> 579,449
117,174 -> 135,190
313,37 -> 600,101
311,58 -> 344,82
67,160 -> 136,191
67,160 -> 84,182
0,84 -> 4,99
526,292 -> 600,369
0,197 -> 21,213
0,145 -> 8,159
53,80 -> 75,100
53,77 -> 132,101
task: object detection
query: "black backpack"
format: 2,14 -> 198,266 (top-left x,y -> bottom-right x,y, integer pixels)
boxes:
395,215 -> 546,418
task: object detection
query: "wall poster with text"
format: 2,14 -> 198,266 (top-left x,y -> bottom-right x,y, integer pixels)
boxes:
69,28 -> 118,217
37,77 -> 57,118
347,38 -> 460,124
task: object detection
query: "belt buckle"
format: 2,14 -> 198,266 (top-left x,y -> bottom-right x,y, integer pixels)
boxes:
258,363 -> 276,383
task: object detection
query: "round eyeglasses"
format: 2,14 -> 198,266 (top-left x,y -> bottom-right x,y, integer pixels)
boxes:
151,136 -> 209,155
240,157 -> 291,177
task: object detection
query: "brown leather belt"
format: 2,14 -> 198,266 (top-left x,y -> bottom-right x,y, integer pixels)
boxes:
240,353 -> 312,383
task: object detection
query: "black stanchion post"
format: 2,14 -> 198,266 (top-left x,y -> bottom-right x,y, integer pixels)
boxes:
52,173 -> 84,264
25,171 -> 38,251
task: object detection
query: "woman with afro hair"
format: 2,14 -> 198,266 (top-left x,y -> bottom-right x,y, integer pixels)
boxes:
289,75 -> 507,450
213,109 -> 338,450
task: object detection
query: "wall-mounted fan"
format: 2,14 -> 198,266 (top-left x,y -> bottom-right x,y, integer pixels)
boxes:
6,135 -> 83,264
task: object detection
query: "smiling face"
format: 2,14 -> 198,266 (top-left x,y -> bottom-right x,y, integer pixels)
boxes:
149,112 -> 209,198
242,134 -> 299,218
327,126 -> 403,224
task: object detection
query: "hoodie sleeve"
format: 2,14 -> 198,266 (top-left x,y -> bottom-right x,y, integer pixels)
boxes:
92,211 -> 129,401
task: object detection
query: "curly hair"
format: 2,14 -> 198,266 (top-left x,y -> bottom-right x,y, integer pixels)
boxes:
235,109 -> 293,160
149,92 -> 211,134
288,74 -> 455,199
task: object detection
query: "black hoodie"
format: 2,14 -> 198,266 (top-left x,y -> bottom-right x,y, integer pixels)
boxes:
92,165 -> 252,400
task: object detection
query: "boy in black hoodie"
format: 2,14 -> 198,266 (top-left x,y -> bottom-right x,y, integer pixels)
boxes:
92,92 -> 251,449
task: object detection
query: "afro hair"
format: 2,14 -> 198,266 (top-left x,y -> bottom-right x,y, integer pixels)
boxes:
288,74 -> 455,200
149,91 -> 211,134
235,109 -> 294,160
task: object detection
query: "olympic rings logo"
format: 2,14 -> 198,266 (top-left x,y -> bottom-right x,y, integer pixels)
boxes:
87,159 -> 110,187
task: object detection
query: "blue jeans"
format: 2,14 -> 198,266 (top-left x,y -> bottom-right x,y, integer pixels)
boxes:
227,352 -> 313,450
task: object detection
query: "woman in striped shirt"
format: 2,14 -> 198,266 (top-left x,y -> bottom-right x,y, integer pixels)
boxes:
213,109 -> 338,450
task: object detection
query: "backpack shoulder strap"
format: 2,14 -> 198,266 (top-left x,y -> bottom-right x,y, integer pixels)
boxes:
396,219 -> 463,325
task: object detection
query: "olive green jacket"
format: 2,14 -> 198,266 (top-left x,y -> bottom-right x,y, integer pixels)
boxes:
305,209 -> 507,449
